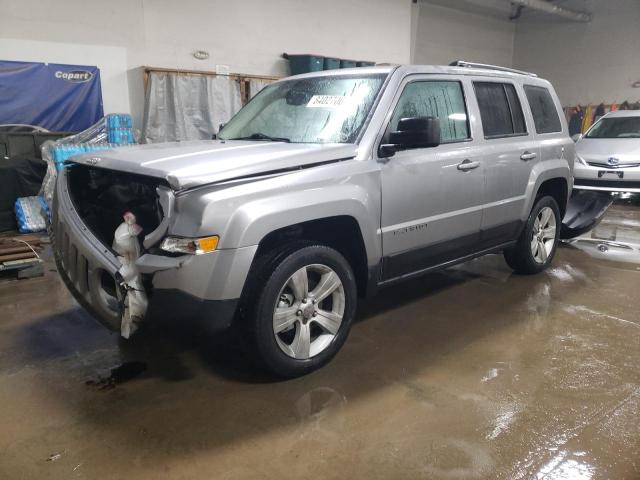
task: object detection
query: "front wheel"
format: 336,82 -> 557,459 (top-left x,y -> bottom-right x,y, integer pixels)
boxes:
243,243 -> 357,377
504,196 -> 560,274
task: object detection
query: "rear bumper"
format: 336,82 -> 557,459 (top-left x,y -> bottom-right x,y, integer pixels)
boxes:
53,169 -> 254,333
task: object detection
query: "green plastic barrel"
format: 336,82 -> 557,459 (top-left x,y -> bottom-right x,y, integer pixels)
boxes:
287,55 -> 324,75
340,59 -> 357,68
323,57 -> 341,70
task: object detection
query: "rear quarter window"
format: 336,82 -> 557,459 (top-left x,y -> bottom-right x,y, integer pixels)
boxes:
524,85 -> 562,134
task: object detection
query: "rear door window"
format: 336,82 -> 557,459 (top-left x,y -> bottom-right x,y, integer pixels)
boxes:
473,82 -> 527,138
524,85 -> 562,134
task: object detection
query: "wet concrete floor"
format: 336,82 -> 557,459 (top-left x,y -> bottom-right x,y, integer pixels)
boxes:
1,200 -> 639,479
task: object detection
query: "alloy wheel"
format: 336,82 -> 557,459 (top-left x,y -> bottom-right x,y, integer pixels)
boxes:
531,206 -> 557,264
272,264 -> 345,359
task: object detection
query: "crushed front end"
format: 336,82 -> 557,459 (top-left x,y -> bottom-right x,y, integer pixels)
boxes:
52,163 -> 249,336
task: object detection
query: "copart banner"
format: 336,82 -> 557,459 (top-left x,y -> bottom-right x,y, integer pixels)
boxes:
0,60 -> 103,132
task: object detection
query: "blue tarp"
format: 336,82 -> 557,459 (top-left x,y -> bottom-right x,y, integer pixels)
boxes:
0,60 -> 104,132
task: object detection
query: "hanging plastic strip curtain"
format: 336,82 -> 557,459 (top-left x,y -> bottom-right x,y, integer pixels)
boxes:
142,72 -> 242,143
248,78 -> 275,99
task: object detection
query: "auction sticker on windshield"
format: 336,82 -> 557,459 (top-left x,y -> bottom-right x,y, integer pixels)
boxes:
307,95 -> 349,108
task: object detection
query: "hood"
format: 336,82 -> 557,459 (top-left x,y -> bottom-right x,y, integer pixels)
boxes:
69,140 -> 358,190
576,138 -> 640,165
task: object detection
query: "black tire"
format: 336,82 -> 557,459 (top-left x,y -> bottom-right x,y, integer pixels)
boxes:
240,242 -> 357,378
504,195 -> 560,275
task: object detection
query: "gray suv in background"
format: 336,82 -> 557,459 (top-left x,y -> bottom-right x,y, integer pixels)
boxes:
53,62 -> 573,377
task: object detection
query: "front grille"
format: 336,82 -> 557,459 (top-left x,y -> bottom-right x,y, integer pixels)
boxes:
54,216 -> 90,295
52,198 -> 122,330
587,161 -> 640,169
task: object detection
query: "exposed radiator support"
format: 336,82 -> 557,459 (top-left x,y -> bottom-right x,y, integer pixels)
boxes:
510,0 -> 592,22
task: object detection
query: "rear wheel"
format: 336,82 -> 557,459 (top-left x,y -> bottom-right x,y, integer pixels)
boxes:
504,196 -> 560,274
242,243 -> 357,377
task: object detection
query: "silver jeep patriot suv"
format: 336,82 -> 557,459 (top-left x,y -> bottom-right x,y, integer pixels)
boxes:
53,62 -> 574,377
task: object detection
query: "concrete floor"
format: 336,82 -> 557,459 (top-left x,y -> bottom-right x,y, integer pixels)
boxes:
1,200 -> 639,480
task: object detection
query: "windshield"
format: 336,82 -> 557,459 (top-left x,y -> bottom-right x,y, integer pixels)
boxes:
219,74 -> 387,144
586,116 -> 640,139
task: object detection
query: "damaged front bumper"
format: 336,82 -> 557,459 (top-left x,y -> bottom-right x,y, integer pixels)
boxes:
52,168 -> 255,333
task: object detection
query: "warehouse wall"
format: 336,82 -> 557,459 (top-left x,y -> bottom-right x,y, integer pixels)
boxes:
0,0 -> 413,128
413,3 -> 515,67
513,0 -> 640,107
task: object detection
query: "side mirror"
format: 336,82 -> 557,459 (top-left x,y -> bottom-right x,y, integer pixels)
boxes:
379,116 -> 441,158
571,133 -> 583,142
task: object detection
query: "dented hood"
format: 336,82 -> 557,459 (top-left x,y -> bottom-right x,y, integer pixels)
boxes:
70,140 -> 358,190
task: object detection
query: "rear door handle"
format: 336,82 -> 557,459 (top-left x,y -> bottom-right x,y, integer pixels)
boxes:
520,151 -> 537,161
457,159 -> 480,171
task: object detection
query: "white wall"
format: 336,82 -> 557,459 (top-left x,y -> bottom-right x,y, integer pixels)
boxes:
513,0 -> 640,107
0,0 -> 413,128
5,0 -> 636,127
413,3 -> 515,67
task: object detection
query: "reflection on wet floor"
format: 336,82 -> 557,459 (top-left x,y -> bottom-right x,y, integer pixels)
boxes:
0,198 -> 639,480
564,194 -> 640,266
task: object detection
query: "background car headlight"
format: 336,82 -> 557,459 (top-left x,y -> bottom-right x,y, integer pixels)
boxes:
160,236 -> 219,255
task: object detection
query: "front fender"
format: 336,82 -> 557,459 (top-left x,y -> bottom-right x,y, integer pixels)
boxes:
170,161 -> 383,267
228,184 -> 380,263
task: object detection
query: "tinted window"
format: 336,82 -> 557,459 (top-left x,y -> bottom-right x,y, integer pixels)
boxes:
474,82 -> 527,138
524,85 -> 562,134
505,85 -> 526,134
390,81 -> 469,143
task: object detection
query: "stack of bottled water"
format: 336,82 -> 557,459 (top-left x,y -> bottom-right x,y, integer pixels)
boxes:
107,113 -> 135,145
39,113 -> 139,204
15,196 -> 50,233
51,143 -> 119,172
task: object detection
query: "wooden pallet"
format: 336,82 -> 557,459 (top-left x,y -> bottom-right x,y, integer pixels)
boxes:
0,234 -> 46,279
0,257 -> 44,278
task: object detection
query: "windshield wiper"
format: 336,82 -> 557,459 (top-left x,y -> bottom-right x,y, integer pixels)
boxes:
227,132 -> 291,143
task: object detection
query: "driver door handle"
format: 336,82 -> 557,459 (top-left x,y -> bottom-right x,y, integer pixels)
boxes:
520,151 -> 537,161
457,159 -> 480,171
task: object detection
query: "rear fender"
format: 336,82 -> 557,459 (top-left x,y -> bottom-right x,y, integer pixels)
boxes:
522,159 -> 572,219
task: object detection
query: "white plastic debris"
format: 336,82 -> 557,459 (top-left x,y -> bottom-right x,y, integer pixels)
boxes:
112,212 -> 148,338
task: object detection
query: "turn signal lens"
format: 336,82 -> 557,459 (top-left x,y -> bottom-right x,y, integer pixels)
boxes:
160,235 -> 219,255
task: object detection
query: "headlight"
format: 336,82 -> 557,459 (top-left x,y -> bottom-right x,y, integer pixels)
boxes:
160,235 -> 219,255
575,155 -> 588,166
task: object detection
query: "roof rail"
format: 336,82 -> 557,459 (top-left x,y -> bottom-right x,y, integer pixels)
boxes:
449,60 -> 538,77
